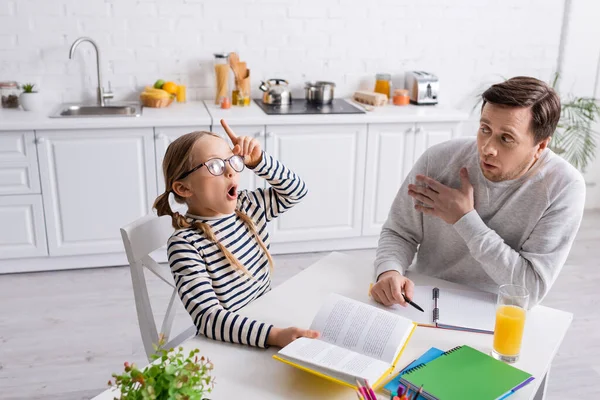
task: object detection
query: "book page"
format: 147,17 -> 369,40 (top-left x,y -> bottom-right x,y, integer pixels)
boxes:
437,288 -> 496,332
309,293 -> 414,364
380,285 -> 435,325
277,337 -> 389,384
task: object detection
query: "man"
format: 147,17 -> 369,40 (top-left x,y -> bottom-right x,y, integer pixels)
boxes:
371,76 -> 585,307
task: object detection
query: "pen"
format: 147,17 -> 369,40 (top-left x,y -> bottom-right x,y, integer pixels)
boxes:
402,293 -> 424,313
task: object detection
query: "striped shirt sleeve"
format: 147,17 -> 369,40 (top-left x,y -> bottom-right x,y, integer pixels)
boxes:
241,151 -> 308,222
167,235 -> 273,348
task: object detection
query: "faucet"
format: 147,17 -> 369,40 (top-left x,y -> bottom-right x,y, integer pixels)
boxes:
69,37 -> 113,106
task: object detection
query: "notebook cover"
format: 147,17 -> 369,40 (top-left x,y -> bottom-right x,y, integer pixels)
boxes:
399,345 -> 533,400
382,347 -> 444,395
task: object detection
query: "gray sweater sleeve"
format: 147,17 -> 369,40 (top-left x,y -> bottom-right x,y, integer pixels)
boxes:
374,154 -> 427,280
453,179 -> 586,305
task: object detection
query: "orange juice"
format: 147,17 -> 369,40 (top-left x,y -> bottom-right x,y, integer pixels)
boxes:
493,305 -> 526,356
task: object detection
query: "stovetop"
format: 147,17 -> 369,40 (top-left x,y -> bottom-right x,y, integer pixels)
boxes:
254,99 -> 365,115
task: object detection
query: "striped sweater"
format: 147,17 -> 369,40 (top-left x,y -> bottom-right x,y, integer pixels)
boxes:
166,152 -> 307,348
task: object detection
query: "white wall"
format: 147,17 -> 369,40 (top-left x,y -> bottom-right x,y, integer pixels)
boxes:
0,0 -> 563,107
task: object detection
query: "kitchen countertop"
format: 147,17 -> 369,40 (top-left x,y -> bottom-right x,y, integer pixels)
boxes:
0,101 -> 212,131
0,99 -> 470,131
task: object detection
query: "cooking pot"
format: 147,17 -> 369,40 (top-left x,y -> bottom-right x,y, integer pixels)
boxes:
305,81 -> 335,104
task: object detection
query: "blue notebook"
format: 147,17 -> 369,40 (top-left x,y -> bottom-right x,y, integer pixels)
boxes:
383,347 -> 444,396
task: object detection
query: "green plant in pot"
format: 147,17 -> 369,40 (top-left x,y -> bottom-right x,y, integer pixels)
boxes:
472,74 -> 599,172
108,336 -> 215,400
19,83 -> 43,112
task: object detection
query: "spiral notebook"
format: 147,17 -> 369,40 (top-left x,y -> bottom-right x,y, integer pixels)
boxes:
386,286 -> 497,334
399,345 -> 534,400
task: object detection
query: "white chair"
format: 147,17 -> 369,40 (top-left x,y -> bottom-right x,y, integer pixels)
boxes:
120,213 -> 196,361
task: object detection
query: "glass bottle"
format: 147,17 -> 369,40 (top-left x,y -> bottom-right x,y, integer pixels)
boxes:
214,53 -> 230,105
374,73 -> 391,99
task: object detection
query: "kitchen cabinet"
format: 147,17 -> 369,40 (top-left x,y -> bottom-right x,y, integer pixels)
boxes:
265,124 -> 367,243
362,122 -> 459,236
0,130 -> 41,195
36,128 -> 157,256
0,195 -> 47,260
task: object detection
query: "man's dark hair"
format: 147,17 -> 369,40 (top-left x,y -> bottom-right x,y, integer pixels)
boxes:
481,76 -> 561,143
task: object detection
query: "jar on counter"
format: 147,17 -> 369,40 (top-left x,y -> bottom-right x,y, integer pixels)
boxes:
393,89 -> 410,106
214,53 -> 230,105
374,73 -> 391,99
0,81 -> 20,108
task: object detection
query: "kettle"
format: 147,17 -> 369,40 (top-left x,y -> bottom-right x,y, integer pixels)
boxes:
259,79 -> 292,105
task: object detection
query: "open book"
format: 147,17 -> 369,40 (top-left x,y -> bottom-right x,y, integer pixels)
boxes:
273,293 -> 416,389
385,286 -> 497,334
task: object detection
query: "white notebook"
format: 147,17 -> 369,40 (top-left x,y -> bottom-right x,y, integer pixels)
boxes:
383,286 -> 497,334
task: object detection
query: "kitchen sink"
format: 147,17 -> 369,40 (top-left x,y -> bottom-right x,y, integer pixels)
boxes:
49,103 -> 142,118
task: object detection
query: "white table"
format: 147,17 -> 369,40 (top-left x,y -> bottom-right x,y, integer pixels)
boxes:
94,252 -> 572,399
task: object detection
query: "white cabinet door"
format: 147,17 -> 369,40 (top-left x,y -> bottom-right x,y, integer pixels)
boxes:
362,123 -> 416,236
210,124 -> 266,192
154,126 -> 211,194
0,195 -> 47,260
414,122 -> 460,160
36,128 -> 157,256
265,124 -> 367,242
362,121 -> 461,236
0,131 -> 41,194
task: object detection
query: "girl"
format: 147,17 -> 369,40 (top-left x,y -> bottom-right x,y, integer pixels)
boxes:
153,119 -> 319,349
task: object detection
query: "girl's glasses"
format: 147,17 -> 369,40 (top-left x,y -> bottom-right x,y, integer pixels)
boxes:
178,155 -> 245,180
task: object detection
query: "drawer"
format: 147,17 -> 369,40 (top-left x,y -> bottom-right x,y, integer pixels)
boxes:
0,194 -> 48,259
0,131 -> 41,194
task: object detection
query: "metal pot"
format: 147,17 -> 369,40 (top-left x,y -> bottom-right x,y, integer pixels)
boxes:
259,79 -> 292,105
304,81 -> 335,104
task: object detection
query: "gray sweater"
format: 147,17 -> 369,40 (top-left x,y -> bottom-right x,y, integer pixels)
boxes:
375,137 -> 585,305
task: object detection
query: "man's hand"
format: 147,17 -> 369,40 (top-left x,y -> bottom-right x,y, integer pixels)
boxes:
371,270 -> 415,307
267,326 -> 320,348
221,118 -> 263,168
408,167 -> 474,224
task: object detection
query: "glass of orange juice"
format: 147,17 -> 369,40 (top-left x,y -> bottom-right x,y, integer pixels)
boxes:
492,284 -> 529,363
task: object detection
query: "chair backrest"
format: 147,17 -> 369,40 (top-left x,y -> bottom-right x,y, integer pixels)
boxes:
120,213 -> 195,361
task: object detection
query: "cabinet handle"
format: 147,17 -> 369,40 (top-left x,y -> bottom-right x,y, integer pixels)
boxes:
416,127 -> 424,134
155,133 -> 166,140
254,131 -> 263,137
35,137 -> 45,144
266,132 -> 273,138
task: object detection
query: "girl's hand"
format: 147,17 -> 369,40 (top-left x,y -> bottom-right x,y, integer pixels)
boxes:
221,118 -> 263,168
267,326 -> 320,348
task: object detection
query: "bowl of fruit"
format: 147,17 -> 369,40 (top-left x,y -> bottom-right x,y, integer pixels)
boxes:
140,80 -> 179,108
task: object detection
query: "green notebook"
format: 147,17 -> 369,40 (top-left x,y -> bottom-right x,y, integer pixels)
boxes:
399,345 -> 534,400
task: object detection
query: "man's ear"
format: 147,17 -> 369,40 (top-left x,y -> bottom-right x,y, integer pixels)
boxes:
172,181 -> 193,199
535,137 -> 551,158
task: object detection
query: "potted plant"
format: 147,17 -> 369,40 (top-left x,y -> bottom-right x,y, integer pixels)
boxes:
19,83 -> 43,112
108,336 -> 215,400
471,74 -> 599,172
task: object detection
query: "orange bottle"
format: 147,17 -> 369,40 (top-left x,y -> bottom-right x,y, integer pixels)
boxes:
374,73 -> 391,99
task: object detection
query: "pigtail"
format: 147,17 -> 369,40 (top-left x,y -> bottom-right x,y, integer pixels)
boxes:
236,209 -> 274,271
